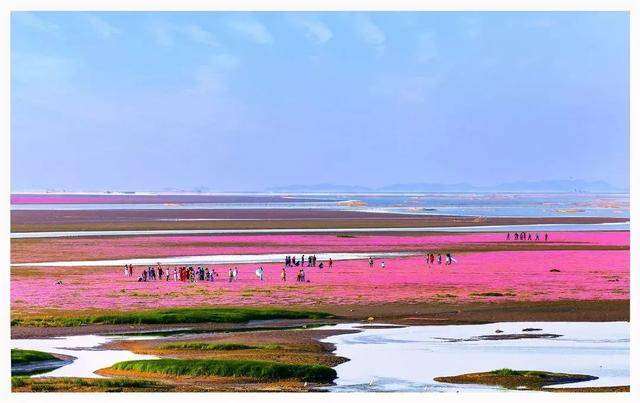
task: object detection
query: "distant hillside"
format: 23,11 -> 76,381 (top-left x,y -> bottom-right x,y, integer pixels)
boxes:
377,183 -> 481,192
266,183 -> 372,193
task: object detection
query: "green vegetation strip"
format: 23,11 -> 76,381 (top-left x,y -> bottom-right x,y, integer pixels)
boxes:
12,307 -> 333,327
12,376 -> 170,392
11,349 -> 58,364
159,342 -> 281,351
111,358 -> 337,382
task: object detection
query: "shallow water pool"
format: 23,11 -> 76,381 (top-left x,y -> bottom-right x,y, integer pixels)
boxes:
321,321 -> 629,392
11,334 -> 158,378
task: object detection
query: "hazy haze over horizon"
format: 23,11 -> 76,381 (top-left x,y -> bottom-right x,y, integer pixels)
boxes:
11,12 -> 630,192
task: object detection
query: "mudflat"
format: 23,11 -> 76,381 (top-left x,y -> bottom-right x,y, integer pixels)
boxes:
11,194 -> 332,205
11,208 -> 627,232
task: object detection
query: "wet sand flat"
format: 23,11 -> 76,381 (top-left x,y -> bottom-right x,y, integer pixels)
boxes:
11,208 -> 627,232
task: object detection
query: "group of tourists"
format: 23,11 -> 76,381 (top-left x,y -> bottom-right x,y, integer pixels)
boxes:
367,253 -> 456,269
129,264 -> 223,283
277,267 -> 307,282
228,267 -> 239,282
424,252 -> 456,265
506,232 -> 548,241
368,257 -> 385,269
124,254 -> 335,284
123,264 -> 134,277
124,249 -> 460,285
285,255 -> 326,267
274,254 -> 335,282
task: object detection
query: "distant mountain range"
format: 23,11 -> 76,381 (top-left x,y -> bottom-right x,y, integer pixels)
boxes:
266,180 -> 627,193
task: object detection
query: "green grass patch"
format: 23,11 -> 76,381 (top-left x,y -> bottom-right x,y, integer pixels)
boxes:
12,376 -> 169,392
336,234 -> 356,238
11,376 -> 27,387
112,358 -> 337,382
11,349 -> 58,364
492,368 -> 519,376
82,378 -> 159,388
159,342 -> 281,351
491,368 -> 550,378
12,307 -> 334,327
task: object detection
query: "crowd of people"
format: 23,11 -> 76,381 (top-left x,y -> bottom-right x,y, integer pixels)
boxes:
506,232 -> 548,241
125,264 -> 225,283
118,230 -> 558,287
123,250 -> 462,285
367,253 -> 456,269
124,254 -> 335,284
284,255 -> 329,267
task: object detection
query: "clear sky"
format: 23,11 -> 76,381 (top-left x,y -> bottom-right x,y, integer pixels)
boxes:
11,11 -> 629,191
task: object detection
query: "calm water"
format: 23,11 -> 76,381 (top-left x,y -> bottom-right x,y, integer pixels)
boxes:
322,322 -> 629,392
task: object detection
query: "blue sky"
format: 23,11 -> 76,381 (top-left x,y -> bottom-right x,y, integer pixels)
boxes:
11,12 -> 629,191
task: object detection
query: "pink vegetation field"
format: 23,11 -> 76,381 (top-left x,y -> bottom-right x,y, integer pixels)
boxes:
11,231 -> 628,263
11,231 -> 629,313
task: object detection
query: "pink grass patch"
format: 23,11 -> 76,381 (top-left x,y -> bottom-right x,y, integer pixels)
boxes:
11,249 -> 628,312
11,231 -> 629,264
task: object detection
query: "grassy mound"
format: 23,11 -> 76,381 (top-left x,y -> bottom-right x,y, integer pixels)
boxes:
434,368 -> 598,390
111,358 -> 337,382
159,342 -> 281,351
12,307 -> 333,327
11,349 -> 59,365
